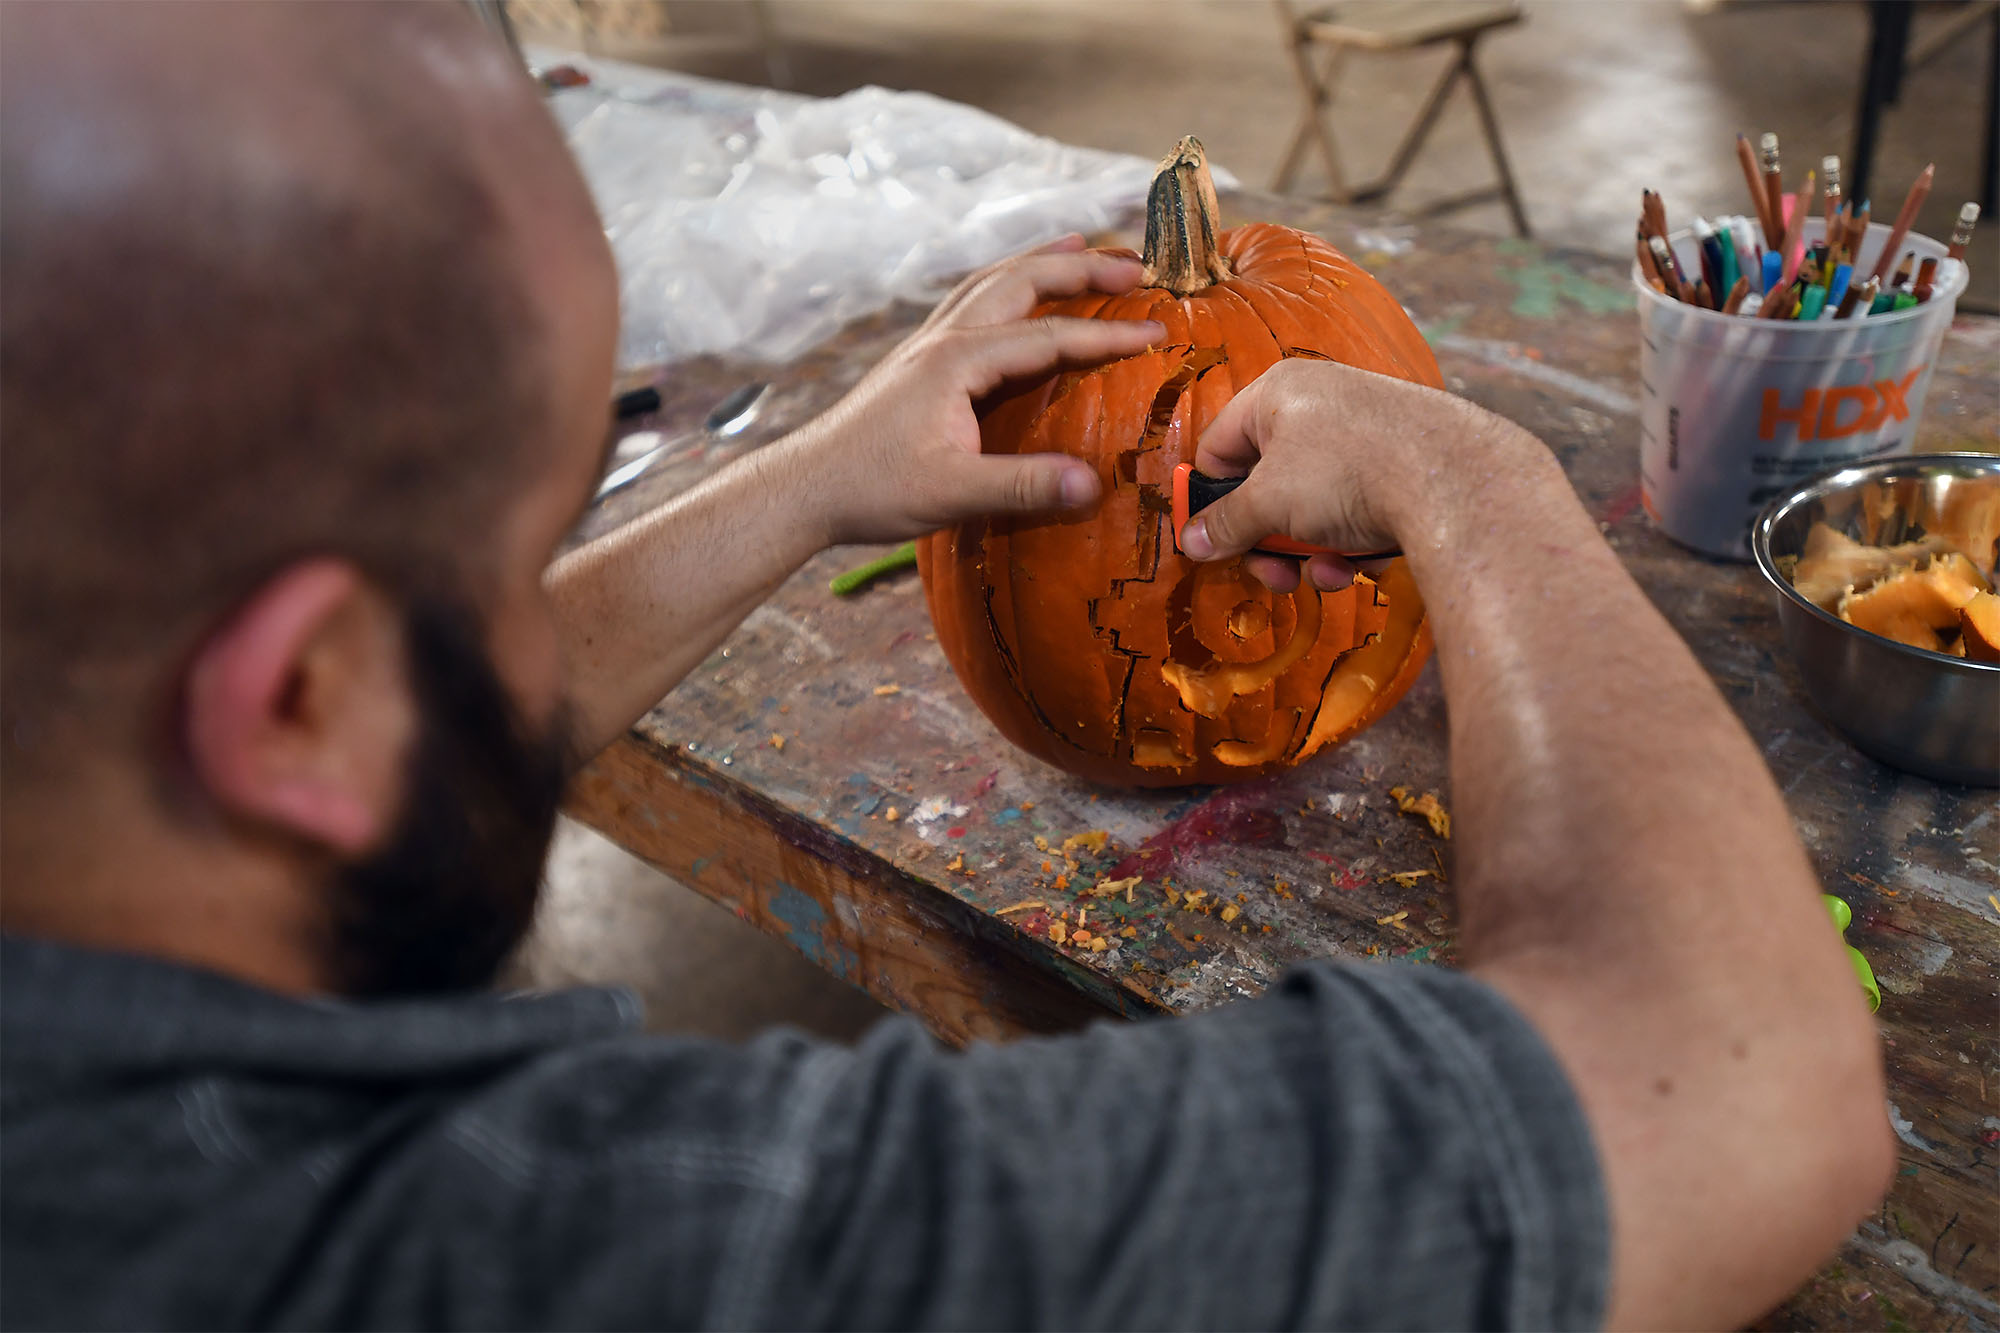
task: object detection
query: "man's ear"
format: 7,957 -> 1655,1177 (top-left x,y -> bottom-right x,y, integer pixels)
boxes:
181,559 -> 416,856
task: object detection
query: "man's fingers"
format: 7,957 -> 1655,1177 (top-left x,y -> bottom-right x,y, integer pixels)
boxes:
956,316 -> 1163,395
1024,232 -> 1090,258
942,250 -> 1148,329
1304,554 -> 1359,591
1178,473 -> 1280,562
941,451 -> 1101,519
1243,553 -> 1303,593
1229,552 -> 1359,593
925,235 -> 1087,328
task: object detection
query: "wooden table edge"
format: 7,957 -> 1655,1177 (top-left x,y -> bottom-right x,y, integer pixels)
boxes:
564,731 -> 1174,1045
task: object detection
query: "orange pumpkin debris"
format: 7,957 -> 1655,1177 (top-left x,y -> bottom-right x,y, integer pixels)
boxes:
1961,591 -> 2000,662
1839,552 -> 1987,653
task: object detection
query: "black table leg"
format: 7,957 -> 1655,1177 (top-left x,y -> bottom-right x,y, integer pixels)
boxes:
1850,0 -> 1914,208
1983,4 -> 1998,213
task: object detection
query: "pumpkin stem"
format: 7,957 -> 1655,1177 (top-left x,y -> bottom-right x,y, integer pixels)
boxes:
1141,136 -> 1233,297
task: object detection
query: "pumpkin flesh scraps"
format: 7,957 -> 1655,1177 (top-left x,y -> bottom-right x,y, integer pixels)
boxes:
1928,484 -> 2000,583
918,136 -> 1437,787
1839,552 -> 1987,652
1791,516 -> 1996,657
1789,524 -> 1946,611
1960,591 -> 2000,662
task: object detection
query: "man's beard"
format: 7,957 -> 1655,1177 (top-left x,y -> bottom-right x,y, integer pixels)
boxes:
328,599 -> 568,998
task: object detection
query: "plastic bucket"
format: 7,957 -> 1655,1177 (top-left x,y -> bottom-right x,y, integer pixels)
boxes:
1634,219 -> 1967,559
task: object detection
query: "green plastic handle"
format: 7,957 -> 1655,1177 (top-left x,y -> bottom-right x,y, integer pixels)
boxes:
1823,895 -> 1880,1013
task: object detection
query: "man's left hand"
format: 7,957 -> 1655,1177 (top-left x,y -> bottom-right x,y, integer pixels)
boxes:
785,234 -> 1162,546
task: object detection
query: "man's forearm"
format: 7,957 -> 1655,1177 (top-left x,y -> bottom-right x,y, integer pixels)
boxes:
547,441 -> 828,760
1394,433 -> 1818,967
1388,421 -> 1889,1328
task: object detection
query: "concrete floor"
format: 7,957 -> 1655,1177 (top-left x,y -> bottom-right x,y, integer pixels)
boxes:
506,0 -> 1998,1043
508,818 -> 892,1041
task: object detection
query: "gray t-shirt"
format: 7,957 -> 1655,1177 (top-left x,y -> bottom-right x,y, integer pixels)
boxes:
0,935 -> 1607,1330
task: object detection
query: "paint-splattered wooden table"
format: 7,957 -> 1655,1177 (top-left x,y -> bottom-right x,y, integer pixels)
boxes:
566,196 -> 2000,1332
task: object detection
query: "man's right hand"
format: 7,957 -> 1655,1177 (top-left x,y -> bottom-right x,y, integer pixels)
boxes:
1177,358 -> 1552,593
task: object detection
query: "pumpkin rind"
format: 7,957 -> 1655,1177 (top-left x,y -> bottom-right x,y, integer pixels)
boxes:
919,142 -> 1439,787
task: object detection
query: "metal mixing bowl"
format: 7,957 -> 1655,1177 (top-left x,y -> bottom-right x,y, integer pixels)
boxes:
1752,453 -> 2000,787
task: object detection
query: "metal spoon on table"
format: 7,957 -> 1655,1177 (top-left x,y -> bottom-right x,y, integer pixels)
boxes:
595,381 -> 771,500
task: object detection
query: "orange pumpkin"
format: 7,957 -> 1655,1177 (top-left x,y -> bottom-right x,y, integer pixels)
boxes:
919,138 -> 1438,787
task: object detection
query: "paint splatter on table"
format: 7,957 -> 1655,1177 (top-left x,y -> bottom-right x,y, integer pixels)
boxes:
566,192 -> 2000,1333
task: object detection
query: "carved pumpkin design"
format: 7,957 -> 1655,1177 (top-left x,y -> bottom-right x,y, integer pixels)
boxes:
918,138 -> 1438,787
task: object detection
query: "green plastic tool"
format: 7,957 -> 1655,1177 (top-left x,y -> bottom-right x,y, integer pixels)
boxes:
1824,895 -> 1881,1013
829,541 -> 918,595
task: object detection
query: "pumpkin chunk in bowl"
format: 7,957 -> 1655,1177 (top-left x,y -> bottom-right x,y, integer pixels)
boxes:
1787,506 -> 1996,659
1753,456 -> 2000,785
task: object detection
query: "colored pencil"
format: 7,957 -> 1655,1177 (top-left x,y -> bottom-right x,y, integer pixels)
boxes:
1737,133 -> 1778,248
1781,170 -> 1816,286
1913,256 -> 1938,302
1843,200 -> 1870,264
1642,189 -> 1670,242
1837,275 -> 1877,319
1868,162 -> 1934,283
1760,275 -> 1801,320
1640,140 -> 1957,321
1759,132 -> 1785,249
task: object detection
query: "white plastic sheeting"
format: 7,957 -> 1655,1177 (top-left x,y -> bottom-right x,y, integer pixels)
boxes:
544,56 -> 1235,369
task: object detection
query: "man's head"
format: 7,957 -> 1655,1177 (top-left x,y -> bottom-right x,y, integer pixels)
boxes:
1,2 -> 619,994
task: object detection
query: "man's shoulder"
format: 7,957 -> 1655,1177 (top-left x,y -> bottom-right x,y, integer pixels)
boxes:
1,934 -> 836,1328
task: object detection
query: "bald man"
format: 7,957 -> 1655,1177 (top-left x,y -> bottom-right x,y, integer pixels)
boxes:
0,4 -> 1890,1330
